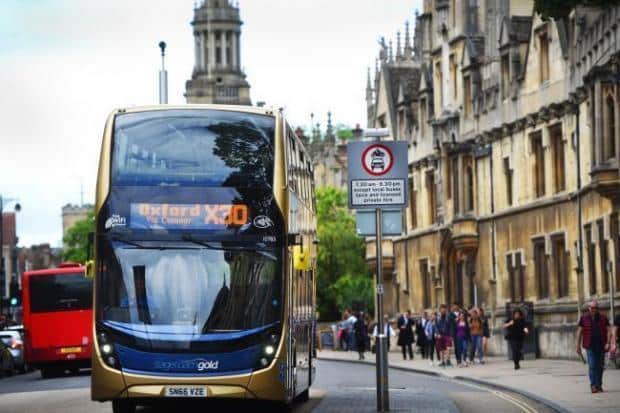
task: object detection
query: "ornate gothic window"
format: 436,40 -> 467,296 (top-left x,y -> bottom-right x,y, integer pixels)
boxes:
604,89 -> 617,161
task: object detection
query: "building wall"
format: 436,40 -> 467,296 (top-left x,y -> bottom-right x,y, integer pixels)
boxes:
61,204 -> 92,242
365,2 -> 620,358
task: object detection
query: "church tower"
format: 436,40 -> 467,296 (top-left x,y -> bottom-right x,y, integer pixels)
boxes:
185,0 -> 251,105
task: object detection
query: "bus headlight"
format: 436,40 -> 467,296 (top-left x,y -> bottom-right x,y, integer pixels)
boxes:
97,331 -> 121,370
264,345 -> 275,356
101,344 -> 113,355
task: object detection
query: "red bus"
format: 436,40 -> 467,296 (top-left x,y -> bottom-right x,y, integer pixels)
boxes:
22,263 -> 93,378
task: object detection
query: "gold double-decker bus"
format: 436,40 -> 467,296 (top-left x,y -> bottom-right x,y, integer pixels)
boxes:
89,105 -> 316,412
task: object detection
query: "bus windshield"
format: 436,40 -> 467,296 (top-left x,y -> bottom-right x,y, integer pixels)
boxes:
100,243 -> 282,335
30,274 -> 92,313
112,109 -> 275,188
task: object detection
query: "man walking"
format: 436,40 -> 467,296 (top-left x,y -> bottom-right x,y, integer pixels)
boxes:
435,304 -> 452,367
397,310 -> 415,360
576,300 -> 612,393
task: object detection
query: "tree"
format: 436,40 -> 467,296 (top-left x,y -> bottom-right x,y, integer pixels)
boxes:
335,125 -> 353,141
534,0 -> 620,20
62,211 -> 94,263
316,187 -> 372,320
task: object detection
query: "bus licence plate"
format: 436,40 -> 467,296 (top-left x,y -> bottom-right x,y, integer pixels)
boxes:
164,386 -> 208,398
60,347 -> 82,354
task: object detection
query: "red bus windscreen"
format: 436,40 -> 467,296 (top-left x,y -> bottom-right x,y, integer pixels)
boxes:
29,274 -> 92,313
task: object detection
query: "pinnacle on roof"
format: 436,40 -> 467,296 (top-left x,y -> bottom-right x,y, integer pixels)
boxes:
388,39 -> 393,62
404,21 -> 413,58
396,31 -> 402,60
324,112 -> 336,145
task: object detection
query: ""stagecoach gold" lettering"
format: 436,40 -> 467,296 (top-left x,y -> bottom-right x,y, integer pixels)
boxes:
136,203 -> 248,226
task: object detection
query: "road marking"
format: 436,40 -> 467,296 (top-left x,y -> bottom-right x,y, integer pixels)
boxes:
454,379 -> 539,413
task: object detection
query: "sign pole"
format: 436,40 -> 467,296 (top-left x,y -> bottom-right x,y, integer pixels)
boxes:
375,207 -> 389,412
347,132 -> 406,413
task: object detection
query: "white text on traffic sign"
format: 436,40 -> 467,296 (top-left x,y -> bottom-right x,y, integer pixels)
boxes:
351,179 -> 405,207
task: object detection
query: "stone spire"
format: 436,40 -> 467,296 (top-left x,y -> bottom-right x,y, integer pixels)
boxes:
404,21 -> 412,59
388,39 -> 393,62
325,112 -> 336,145
396,31 -> 402,60
366,67 -> 373,103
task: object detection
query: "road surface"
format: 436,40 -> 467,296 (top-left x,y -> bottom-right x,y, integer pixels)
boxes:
0,360 -> 555,412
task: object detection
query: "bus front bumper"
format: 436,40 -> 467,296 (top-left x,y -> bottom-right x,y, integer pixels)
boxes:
91,355 -> 287,402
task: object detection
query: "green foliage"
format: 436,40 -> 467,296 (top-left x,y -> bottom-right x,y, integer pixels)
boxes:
328,274 -> 374,316
62,210 -> 94,263
316,187 -> 372,320
534,0 -> 620,20
336,126 -> 353,141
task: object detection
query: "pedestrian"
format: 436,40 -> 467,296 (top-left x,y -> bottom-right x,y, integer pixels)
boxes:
416,313 -> 428,358
338,310 -> 349,351
346,309 -> 357,351
447,303 -> 460,366
354,311 -> 368,360
373,315 -> 396,351
397,310 -> 415,360
435,304 -> 453,367
469,309 -> 484,364
576,300 -> 612,393
455,312 -> 470,367
504,308 -> 529,370
480,307 -> 490,355
424,312 -> 437,366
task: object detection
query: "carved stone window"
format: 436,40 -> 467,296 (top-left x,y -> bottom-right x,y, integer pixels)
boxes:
530,131 -> 545,198
539,31 -> 550,83
603,87 -> 617,161
463,74 -> 472,117
426,170 -> 437,225
552,234 -> 569,298
501,54 -> 510,99
550,124 -> 565,193
533,237 -> 548,299
503,157 -> 513,206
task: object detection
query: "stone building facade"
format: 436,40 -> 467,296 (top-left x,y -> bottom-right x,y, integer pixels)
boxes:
1,212 -> 17,302
365,0 -> 620,358
61,204 -> 93,244
185,0 -> 251,105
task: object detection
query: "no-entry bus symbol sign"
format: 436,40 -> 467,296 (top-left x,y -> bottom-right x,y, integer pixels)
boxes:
347,140 -> 408,210
362,144 -> 394,176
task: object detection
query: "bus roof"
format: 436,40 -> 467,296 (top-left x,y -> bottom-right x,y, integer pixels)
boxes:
23,263 -> 84,277
112,104 -> 279,118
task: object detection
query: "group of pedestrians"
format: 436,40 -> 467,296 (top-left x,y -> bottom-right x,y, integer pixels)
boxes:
342,303 -> 494,368
418,303 -> 491,368
340,300 -> 620,396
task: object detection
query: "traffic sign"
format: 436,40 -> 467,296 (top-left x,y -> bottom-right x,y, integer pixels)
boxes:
347,140 -> 408,209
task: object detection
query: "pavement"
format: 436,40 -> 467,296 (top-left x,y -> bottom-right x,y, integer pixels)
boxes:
317,349 -> 620,413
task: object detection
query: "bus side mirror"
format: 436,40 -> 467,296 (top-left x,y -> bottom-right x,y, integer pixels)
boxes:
86,232 -> 94,260
85,232 -> 95,278
84,260 -> 95,279
293,245 -> 310,271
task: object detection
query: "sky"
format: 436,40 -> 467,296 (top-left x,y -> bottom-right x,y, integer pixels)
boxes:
0,0 -> 421,247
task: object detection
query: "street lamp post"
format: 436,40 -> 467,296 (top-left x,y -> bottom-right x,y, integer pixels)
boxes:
158,41 -> 168,104
0,196 -> 21,317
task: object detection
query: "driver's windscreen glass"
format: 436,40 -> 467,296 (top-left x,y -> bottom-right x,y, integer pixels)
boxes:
111,109 -> 275,188
100,245 -> 282,333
